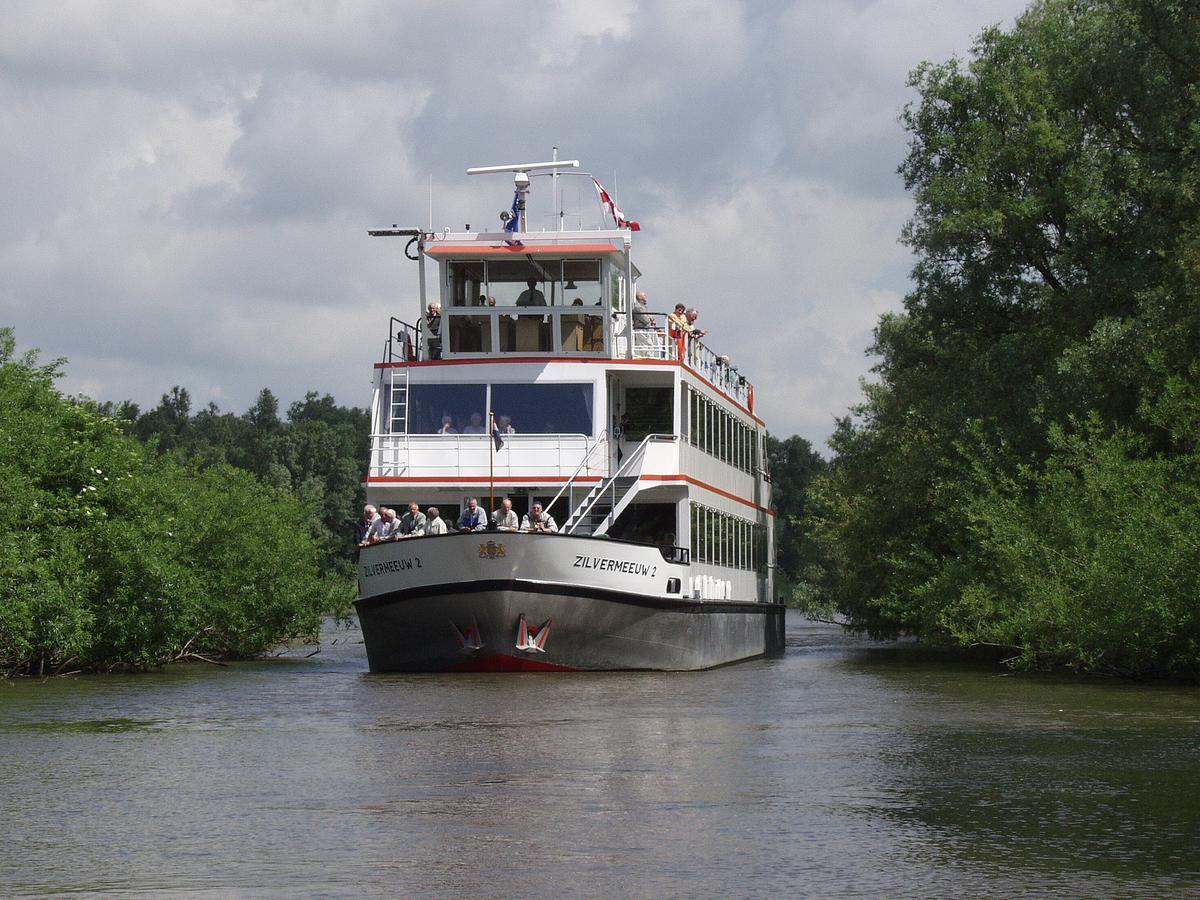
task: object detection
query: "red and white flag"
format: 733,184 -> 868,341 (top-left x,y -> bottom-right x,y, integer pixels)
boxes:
592,177 -> 640,231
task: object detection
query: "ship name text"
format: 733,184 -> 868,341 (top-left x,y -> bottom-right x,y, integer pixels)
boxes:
573,555 -> 656,577
361,557 -> 423,578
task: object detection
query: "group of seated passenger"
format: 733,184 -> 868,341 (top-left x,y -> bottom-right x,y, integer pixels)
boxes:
356,497 -> 558,546
428,413 -> 515,435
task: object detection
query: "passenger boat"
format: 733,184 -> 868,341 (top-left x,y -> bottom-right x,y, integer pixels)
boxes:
355,155 -> 784,671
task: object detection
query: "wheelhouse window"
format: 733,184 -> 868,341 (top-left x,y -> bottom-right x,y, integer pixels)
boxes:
488,260 -> 549,306
491,383 -> 594,435
445,258 -> 605,308
448,315 -> 492,353
406,384 -> 487,434
557,260 -> 602,308
447,261 -> 487,307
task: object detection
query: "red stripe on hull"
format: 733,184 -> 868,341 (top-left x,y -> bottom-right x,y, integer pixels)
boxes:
447,653 -> 580,673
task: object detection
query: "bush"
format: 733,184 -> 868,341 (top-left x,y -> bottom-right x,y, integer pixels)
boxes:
0,328 -> 336,675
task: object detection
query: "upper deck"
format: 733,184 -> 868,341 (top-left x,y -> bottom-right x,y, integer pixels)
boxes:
380,227 -> 754,410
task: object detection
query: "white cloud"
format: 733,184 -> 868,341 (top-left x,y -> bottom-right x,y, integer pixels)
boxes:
1,0 -> 1032,447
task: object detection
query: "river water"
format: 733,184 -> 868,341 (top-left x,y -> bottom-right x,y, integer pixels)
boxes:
2,616 -> 1198,897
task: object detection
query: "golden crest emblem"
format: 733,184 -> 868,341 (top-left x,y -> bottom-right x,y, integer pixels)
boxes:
478,541 -> 506,560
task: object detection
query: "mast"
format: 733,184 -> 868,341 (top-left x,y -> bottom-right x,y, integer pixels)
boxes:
466,157 -> 580,234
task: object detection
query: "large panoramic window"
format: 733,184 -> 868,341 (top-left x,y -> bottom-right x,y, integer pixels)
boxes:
491,383 -> 594,435
406,384 -> 488,434
487,260 -> 549,306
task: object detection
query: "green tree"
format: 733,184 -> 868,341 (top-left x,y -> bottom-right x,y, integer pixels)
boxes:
810,0 -> 1200,674
0,328 -> 335,675
765,435 -> 827,606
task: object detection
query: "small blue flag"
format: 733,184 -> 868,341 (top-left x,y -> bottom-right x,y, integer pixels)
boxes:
503,190 -> 521,233
492,423 -> 505,452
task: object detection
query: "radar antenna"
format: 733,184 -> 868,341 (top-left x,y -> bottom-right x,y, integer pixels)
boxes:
467,156 -> 580,234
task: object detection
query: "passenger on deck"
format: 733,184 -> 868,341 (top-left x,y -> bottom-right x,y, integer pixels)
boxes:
515,278 -> 546,306
423,304 -> 443,360
437,415 -> 457,435
396,502 -> 427,538
492,497 -> 518,531
633,291 -> 654,329
496,415 -> 515,434
668,303 -> 688,334
365,507 -> 398,544
426,507 -> 448,535
463,413 -> 485,434
685,308 -> 707,338
520,502 -> 558,534
457,498 -> 487,532
355,504 -> 379,546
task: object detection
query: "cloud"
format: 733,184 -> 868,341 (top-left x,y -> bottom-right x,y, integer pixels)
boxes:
1,0 -> 1031,450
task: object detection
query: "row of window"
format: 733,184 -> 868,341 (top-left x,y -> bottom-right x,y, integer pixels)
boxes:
382,382 -> 595,436
682,385 -> 759,474
446,259 -> 613,308
690,502 -> 767,573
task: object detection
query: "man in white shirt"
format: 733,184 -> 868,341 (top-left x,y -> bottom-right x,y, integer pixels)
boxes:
492,497 -> 519,531
366,507 -> 399,543
520,502 -> 558,534
426,507 -> 448,535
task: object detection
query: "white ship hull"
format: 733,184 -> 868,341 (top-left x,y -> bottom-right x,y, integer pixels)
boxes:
355,533 -> 784,672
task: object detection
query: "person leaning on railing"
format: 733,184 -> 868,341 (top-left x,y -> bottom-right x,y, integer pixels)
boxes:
421,304 -> 443,360
395,502 -> 426,539
456,498 -> 487,532
356,504 -> 379,546
426,507 -> 448,535
492,498 -> 519,532
364,507 -> 399,545
520,502 -> 558,534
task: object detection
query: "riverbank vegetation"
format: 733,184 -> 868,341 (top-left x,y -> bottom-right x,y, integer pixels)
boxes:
0,329 -> 341,676
804,0 -> 1200,677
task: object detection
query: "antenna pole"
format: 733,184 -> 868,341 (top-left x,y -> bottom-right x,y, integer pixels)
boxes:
553,146 -> 561,232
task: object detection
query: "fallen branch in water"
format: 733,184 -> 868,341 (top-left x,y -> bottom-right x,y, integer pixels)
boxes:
177,652 -> 229,667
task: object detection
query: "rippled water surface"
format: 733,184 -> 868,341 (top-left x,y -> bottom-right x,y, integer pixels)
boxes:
3,617 -> 1199,897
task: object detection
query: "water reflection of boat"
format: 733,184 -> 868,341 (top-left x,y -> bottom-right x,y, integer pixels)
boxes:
355,155 -> 783,672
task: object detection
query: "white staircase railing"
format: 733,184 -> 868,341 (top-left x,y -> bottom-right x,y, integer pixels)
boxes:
544,429 -> 609,514
564,433 -> 678,536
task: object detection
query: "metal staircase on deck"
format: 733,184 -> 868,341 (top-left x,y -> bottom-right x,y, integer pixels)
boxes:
562,433 -> 676,536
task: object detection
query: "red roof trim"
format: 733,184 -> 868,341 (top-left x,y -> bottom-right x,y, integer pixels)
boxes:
375,356 -> 677,369
365,475 -> 602,484
425,243 -> 621,256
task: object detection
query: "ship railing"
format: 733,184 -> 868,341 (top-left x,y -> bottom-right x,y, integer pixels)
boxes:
683,336 -> 752,407
543,428 -> 610,514
368,432 -> 604,479
564,433 -> 679,535
626,311 -> 674,360
624,312 -> 753,408
384,316 -> 422,363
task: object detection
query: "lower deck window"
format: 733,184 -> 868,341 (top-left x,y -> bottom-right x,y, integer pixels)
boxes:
690,501 -> 766,572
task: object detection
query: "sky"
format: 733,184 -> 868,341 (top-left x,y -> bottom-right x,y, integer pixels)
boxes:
0,0 -> 1031,450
